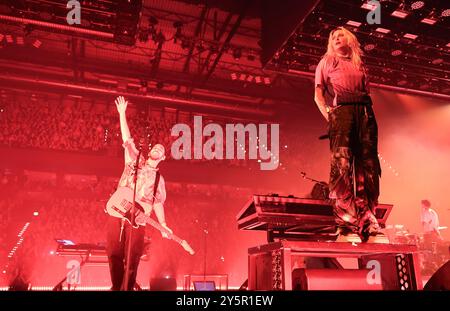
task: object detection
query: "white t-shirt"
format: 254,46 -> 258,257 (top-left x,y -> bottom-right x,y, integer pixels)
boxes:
420,208 -> 439,233
314,55 -> 370,107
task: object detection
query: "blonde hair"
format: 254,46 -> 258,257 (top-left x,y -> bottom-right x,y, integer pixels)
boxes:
325,27 -> 363,69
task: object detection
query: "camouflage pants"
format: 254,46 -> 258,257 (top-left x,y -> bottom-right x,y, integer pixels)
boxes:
328,104 -> 382,239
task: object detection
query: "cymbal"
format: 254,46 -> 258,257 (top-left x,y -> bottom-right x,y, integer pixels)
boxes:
396,230 -> 409,235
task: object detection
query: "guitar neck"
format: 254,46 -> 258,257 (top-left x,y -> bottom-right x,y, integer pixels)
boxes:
146,217 -> 183,244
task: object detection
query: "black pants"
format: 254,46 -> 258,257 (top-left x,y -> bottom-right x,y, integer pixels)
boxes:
106,217 -> 145,290
328,103 -> 382,239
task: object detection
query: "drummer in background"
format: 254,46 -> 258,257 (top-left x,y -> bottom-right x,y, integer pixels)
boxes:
420,199 -> 443,244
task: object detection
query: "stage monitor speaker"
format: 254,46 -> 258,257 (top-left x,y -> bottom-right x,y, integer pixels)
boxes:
150,277 -> 177,291
292,269 -> 383,290
193,281 -> 216,291
238,279 -> 248,291
423,260 -> 450,291
9,276 -> 31,291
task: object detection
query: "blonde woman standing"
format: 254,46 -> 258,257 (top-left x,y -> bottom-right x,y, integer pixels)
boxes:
314,27 -> 387,243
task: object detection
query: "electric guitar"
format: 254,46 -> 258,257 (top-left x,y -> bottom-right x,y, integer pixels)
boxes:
106,187 -> 195,255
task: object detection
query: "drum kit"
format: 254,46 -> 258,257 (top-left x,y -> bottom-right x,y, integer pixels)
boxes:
385,224 -> 417,245
385,225 -> 448,246
386,224 -> 449,275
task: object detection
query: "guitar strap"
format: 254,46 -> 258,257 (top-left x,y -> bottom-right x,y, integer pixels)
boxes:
152,172 -> 160,204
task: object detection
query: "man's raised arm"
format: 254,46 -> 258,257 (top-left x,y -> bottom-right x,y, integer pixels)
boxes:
115,96 -> 132,143
115,96 -> 138,162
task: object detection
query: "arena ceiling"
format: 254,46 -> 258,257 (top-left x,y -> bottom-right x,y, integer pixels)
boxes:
0,0 -> 448,120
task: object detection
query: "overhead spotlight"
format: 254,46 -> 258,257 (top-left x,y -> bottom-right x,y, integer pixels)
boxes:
5,34 -> 13,43
391,9 -> 408,19
363,43 -> 376,51
442,9 -> 450,17
233,48 -> 242,60
230,73 -> 238,80
16,36 -> 24,45
346,20 -> 361,27
254,76 -> 262,84
391,1 -> 409,19
375,27 -> 391,34
361,2 -> 377,10
391,49 -> 402,56
421,17 -> 437,24
403,33 -> 418,40
410,1 -> 425,10
421,9 -> 438,24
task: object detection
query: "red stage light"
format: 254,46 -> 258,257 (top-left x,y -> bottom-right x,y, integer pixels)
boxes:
376,27 -> 391,34
391,10 -> 408,19
346,20 -> 361,27
421,17 -> 437,25
403,33 -> 418,40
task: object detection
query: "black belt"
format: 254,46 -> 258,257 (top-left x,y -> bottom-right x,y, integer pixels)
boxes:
337,102 -> 371,106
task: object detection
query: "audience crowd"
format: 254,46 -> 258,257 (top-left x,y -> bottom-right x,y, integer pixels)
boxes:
0,173 -> 253,287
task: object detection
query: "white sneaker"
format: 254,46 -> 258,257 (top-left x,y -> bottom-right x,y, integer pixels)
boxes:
367,233 -> 389,244
336,233 -> 362,243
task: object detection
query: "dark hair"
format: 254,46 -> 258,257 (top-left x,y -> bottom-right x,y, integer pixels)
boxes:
421,199 -> 431,207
